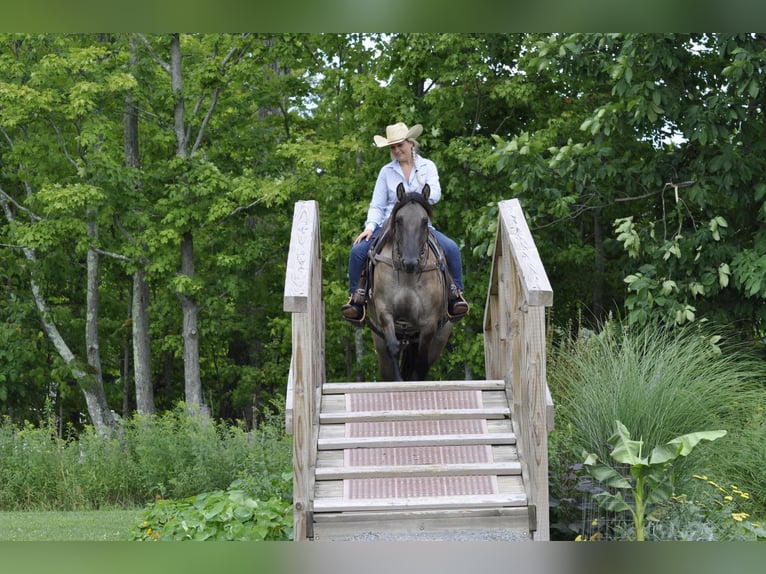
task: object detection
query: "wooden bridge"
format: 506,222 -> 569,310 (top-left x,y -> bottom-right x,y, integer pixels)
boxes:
283,198 -> 553,541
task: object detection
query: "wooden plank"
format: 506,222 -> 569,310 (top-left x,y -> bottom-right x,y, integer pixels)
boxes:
319,407 -> 509,424
313,506 -> 529,524
312,507 -> 531,541
316,461 -> 521,480
314,475 -> 526,500
316,445 -> 518,467
497,199 -> 553,308
285,357 -> 294,435
320,390 -> 510,414
319,417 -> 512,437
313,492 -> 527,513
322,380 -> 505,394
317,432 -> 517,450
283,201 -> 319,313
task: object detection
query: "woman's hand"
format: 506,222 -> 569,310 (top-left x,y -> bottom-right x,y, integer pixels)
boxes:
353,228 -> 373,245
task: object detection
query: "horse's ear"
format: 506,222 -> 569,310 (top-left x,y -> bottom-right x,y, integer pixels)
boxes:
422,184 -> 430,202
396,183 -> 405,202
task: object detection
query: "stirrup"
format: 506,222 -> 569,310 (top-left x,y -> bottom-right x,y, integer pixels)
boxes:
341,291 -> 366,325
447,287 -> 469,322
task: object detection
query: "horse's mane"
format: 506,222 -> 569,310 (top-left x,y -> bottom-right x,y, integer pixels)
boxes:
390,191 -> 433,224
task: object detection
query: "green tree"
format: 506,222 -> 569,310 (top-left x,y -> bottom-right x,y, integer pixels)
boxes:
492,33 -> 766,342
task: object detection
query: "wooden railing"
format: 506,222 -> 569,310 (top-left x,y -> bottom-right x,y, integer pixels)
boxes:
483,198 -> 554,541
283,200 -> 325,542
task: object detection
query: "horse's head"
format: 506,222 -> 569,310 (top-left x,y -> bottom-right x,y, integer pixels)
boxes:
391,183 -> 432,273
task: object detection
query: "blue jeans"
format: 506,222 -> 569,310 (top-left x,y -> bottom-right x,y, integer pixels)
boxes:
348,226 -> 464,294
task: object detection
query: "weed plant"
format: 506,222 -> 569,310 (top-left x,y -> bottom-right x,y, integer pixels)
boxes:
0,402 -> 292,511
547,320 -> 766,540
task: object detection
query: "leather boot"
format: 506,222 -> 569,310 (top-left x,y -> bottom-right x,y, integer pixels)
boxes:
341,288 -> 366,322
448,285 -> 469,320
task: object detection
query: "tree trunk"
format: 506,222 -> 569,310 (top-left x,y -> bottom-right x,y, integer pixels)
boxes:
169,33 -> 204,411
132,269 -> 154,414
180,231 -> 202,407
85,214 -> 118,434
593,208 -> 606,324
0,190 -> 115,436
125,34 -> 155,415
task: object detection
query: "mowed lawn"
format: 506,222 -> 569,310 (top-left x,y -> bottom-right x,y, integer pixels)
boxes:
0,509 -> 144,541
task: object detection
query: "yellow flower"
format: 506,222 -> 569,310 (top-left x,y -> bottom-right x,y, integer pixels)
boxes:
731,512 -> 750,522
575,534 -> 584,542
724,495 -> 733,502
693,474 -> 708,481
591,518 -> 599,526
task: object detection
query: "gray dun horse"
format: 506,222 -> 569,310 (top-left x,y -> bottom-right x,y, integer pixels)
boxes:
365,183 -> 454,381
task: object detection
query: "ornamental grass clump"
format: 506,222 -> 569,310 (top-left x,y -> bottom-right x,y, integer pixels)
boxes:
548,320 -> 766,539
550,322 -> 764,472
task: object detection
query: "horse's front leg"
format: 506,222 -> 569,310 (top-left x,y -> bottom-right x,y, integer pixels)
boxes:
381,316 -> 404,381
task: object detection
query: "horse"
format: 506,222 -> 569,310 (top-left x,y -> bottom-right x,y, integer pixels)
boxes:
365,183 -> 454,381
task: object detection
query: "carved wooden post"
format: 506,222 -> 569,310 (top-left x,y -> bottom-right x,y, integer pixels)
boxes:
284,200 -> 324,541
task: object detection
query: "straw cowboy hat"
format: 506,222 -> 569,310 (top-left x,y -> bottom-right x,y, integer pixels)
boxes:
373,122 -> 423,147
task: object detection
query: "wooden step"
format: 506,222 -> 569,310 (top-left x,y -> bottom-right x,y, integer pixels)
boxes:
317,431 -> 516,450
319,407 -> 509,424
320,388 -> 510,424
311,378 -> 526,533
322,379 -> 506,393
311,506 -> 531,541
316,461 -> 521,480
313,492 -> 527,513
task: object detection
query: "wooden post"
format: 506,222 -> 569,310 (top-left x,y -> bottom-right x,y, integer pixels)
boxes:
284,200 -> 324,541
483,199 -> 553,540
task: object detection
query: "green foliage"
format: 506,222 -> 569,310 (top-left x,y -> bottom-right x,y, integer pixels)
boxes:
0,404 -> 292,511
550,321 -> 764,466
548,319 -> 766,539
583,420 -> 726,541
489,33 -> 766,336
131,486 -> 292,541
2,33 -> 766,470
638,475 -> 766,541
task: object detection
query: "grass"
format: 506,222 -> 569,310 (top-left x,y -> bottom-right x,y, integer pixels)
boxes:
0,509 -> 143,541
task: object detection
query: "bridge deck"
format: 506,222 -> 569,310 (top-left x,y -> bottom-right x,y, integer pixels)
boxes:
310,379 -> 531,541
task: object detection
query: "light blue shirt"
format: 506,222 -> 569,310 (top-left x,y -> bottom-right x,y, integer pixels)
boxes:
364,154 -> 442,233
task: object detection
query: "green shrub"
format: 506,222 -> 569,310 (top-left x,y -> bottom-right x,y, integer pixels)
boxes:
0,402 -> 293,511
547,320 -> 766,539
131,485 -> 292,541
124,404 -> 257,500
637,475 -> 766,541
